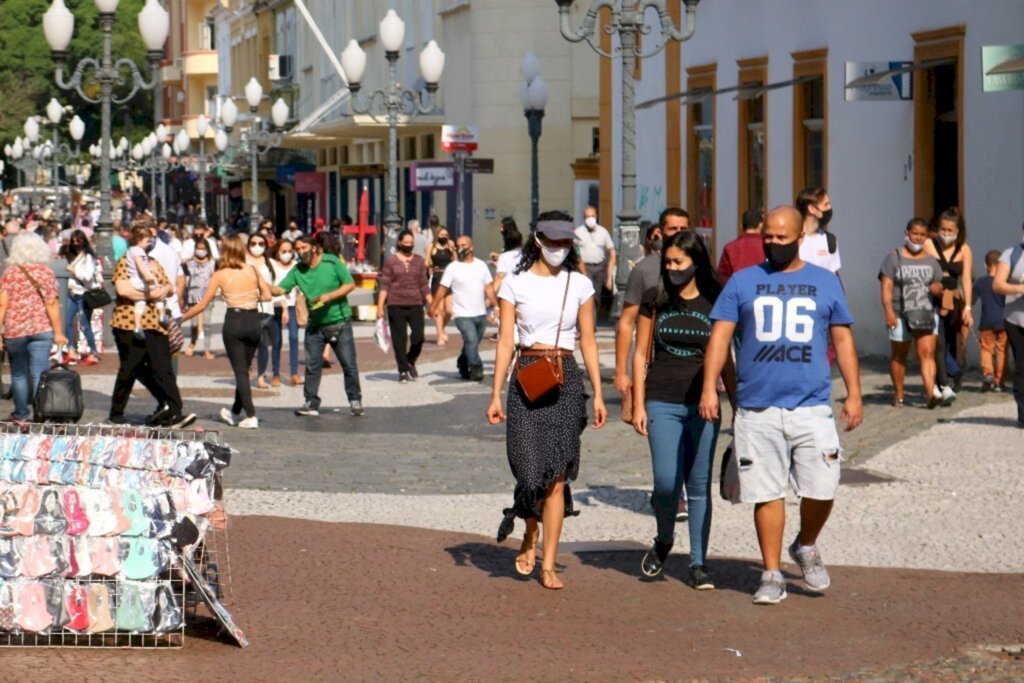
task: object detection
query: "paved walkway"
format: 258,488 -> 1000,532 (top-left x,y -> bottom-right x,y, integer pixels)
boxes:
10,321 -> 1021,679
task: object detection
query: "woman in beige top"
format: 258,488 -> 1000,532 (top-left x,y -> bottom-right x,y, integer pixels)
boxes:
183,235 -> 272,429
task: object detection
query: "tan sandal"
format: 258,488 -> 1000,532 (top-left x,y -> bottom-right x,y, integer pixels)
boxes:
514,539 -> 536,576
184,344 -> 195,357
540,569 -> 564,590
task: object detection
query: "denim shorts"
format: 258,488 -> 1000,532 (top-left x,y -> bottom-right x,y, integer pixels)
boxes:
888,312 -> 939,342
733,405 -> 843,503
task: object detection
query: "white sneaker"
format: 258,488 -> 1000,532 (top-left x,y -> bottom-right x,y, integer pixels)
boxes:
237,416 -> 259,429
940,385 -> 957,407
219,407 -> 238,426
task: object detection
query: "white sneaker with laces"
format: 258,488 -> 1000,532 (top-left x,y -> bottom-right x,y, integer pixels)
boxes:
219,408 -> 238,426
237,416 -> 259,429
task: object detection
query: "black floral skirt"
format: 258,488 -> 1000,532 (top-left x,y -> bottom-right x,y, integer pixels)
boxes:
496,355 -> 588,542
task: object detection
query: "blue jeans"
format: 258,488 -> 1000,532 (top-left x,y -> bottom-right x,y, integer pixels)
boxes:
454,315 -> 487,375
304,321 -> 361,408
6,331 -> 55,420
63,294 -> 98,355
258,306 -> 300,377
645,400 -> 719,567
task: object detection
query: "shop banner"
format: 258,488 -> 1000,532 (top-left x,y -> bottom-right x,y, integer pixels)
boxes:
410,162 -> 456,191
845,61 -> 913,101
295,171 -> 326,194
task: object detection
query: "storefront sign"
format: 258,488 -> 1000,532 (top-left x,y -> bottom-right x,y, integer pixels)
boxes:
441,125 -> 479,153
463,157 -> 494,174
845,61 -> 913,101
410,162 -> 456,191
337,164 -> 385,178
295,171 -> 326,194
982,44 -> 1024,93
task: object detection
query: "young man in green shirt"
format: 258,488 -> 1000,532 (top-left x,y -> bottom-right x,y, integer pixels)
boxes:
271,235 -> 364,416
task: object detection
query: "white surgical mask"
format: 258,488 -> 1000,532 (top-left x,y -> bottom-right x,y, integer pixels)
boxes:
904,237 -> 924,254
194,249 -> 209,259
249,245 -> 265,256
278,252 -> 294,264
536,236 -> 568,267
584,216 -> 597,230
938,234 -> 957,247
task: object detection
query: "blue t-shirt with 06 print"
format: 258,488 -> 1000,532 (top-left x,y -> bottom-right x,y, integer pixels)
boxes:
710,262 -> 854,409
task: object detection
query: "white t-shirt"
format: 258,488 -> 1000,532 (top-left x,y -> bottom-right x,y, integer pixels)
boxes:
999,244 -> 1024,327
799,231 -> 841,273
148,238 -> 184,318
575,224 -> 614,265
495,248 -> 522,276
498,270 -> 595,351
440,258 -> 493,318
180,238 -> 220,262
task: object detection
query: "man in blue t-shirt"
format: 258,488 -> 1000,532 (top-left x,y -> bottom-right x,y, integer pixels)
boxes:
700,205 -> 863,606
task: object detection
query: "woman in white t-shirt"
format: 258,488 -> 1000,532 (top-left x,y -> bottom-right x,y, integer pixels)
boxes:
487,211 -> 607,590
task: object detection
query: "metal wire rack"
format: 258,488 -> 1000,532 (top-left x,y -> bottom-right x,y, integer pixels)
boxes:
0,422 -> 229,648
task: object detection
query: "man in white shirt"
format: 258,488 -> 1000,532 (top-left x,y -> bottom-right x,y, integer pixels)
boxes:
431,235 -> 497,381
796,187 -> 841,275
574,205 -> 616,315
281,220 -> 303,243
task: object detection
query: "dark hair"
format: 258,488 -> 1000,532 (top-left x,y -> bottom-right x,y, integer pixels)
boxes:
935,206 -> 966,246
985,249 -> 1002,266
67,229 -> 94,258
905,217 -> 930,233
742,209 -> 763,231
191,237 -> 211,259
795,187 -> 828,219
315,230 -> 341,255
653,231 -> 722,309
500,217 -> 523,251
515,210 -> 580,275
659,207 -> 689,228
642,221 -> 659,241
397,229 -> 413,243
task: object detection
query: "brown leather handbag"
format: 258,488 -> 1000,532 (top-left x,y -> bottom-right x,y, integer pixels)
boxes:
515,274 -> 572,403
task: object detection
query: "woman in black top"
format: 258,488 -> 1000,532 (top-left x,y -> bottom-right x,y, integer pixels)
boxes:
426,227 -> 456,345
630,231 -> 732,590
924,207 -> 974,404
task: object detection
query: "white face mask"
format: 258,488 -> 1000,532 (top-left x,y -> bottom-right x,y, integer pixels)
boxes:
194,249 -> 209,259
278,252 -> 294,264
537,236 -> 568,267
249,245 -> 265,256
904,237 -> 924,253
584,216 -> 597,230
938,233 -> 957,247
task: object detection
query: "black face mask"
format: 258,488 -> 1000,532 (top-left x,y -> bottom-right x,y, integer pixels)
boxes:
666,265 -> 696,288
397,244 -> 413,254
818,208 -> 833,228
437,237 -> 448,246
764,240 -> 800,270
457,248 -> 470,260
299,250 -> 314,265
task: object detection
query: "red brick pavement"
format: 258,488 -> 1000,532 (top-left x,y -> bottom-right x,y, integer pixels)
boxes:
3,517 -> 1021,681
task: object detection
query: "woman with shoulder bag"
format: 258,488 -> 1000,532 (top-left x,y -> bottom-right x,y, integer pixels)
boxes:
0,233 -> 69,421
879,218 -> 944,408
63,229 -> 101,366
924,207 -> 973,404
183,237 -> 216,359
245,233 -> 277,388
630,231 -> 731,590
487,211 -> 607,590
182,235 -> 272,429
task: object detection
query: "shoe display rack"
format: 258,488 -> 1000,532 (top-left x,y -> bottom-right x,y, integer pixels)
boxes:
0,422 -> 237,648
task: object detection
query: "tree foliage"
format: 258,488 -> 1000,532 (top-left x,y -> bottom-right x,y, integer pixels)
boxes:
0,0 -> 156,173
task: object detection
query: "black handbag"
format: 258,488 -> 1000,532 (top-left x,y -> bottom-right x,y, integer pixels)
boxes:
83,287 -> 113,309
33,363 -> 84,423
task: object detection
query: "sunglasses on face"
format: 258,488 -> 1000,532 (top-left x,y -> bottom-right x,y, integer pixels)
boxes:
250,241 -> 265,247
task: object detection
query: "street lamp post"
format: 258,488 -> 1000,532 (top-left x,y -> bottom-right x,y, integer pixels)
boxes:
43,0 -> 169,270
44,99 -> 86,215
219,80 -> 289,232
554,0 -> 701,313
138,127 -> 171,219
341,10 -> 445,260
189,114 -> 229,223
519,52 -> 548,229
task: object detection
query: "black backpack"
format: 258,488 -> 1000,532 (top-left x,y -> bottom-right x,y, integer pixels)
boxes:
33,363 -> 84,423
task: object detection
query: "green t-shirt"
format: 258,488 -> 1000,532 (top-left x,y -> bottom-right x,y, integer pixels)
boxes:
278,253 -> 354,327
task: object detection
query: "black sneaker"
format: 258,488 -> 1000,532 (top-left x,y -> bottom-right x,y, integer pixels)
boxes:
399,372 -> 409,384
470,366 -> 485,382
408,362 -> 418,379
640,539 -> 673,578
145,403 -> 172,426
106,414 -> 131,425
350,401 -> 365,417
982,374 -> 994,392
295,403 -> 320,417
165,413 -> 197,429
685,565 -> 715,590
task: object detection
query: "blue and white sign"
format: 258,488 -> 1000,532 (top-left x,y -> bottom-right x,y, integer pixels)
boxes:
845,61 -> 913,101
